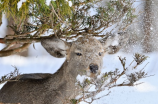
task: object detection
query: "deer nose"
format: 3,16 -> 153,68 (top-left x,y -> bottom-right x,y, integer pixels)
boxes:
89,64 -> 98,73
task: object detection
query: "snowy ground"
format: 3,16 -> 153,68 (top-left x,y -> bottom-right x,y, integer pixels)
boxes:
0,43 -> 158,104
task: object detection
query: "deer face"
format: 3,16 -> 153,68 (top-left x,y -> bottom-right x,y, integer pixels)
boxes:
41,36 -> 105,77
67,37 -> 105,77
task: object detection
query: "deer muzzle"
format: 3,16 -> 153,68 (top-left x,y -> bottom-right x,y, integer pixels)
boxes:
89,64 -> 98,74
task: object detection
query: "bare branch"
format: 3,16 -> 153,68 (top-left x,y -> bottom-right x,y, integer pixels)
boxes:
0,66 -> 20,84
0,43 -> 30,57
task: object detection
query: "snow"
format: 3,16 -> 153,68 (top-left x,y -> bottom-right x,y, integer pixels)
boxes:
17,0 -> 26,10
76,75 -> 91,83
134,82 -> 157,92
0,13 -> 7,38
68,1 -> 72,7
46,0 -> 52,5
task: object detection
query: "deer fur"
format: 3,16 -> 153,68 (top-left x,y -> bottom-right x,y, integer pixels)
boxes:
0,33 -> 128,104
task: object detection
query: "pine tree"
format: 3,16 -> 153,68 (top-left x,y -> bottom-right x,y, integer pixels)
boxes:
0,0 -> 136,45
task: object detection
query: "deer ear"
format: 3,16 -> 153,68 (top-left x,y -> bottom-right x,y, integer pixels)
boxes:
100,32 -> 129,54
41,37 -> 71,58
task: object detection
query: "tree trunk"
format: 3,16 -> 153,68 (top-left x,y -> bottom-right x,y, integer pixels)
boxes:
142,0 -> 153,52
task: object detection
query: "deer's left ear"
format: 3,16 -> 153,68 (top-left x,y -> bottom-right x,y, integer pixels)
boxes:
99,32 -> 129,54
41,36 -> 71,58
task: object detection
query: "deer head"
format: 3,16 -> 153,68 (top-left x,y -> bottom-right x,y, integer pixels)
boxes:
41,33 -> 128,77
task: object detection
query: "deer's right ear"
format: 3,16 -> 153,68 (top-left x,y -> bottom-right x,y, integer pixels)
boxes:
99,32 -> 129,54
41,37 -> 71,58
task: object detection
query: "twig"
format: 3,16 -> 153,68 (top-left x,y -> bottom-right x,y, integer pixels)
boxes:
141,62 -> 149,71
92,91 -> 111,101
129,60 -> 134,66
50,4 -> 63,23
0,43 -> 31,57
1,43 -> 15,51
0,36 -> 53,44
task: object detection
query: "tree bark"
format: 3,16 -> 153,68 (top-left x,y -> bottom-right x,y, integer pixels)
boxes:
142,0 -> 153,52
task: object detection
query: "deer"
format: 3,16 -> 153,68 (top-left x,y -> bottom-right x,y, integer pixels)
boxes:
0,33 -> 128,104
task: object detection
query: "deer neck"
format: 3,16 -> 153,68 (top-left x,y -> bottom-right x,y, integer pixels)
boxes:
45,60 -> 80,99
48,60 -> 78,87
58,60 -> 78,82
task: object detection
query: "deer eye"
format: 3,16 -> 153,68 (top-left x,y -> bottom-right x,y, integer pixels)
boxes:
76,53 -> 82,56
